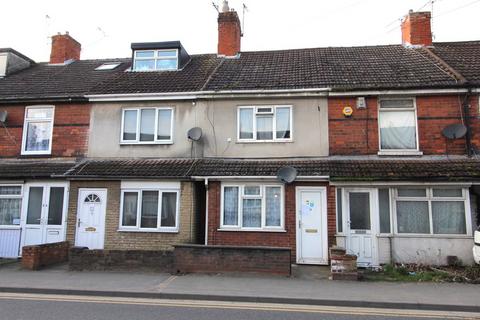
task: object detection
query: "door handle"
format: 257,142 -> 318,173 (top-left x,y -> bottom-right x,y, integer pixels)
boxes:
298,220 -> 302,229
77,218 -> 81,227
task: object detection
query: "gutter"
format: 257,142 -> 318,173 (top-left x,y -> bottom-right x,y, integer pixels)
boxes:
191,175 -> 330,181
0,96 -> 88,105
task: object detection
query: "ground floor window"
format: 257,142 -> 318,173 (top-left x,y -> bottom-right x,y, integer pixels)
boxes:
221,183 -> 284,230
120,188 -> 179,232
394,187 -> 468,235
0,185 -> 22,226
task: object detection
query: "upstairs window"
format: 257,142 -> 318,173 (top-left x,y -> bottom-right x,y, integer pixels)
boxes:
121,107 -> 174,144
238,106 -> 292,142
378,99 -> 418,152
133,49 -> 178,71
21,106 -> 54,155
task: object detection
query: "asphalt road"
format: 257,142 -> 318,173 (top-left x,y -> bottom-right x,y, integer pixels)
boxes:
0,293 -> 476,320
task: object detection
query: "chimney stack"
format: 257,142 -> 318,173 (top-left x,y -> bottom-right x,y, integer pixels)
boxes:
401,10 -> 432,47
217,0 -> 241,57
49,32 -> 81,64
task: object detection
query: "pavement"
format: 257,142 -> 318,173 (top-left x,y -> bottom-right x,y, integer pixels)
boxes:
0,262 -> 479,313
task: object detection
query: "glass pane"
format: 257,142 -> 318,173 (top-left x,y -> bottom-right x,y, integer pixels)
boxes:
349,192 -> 371,230
242,199 -> 261,228
223,187 -> 239,225
432,201 -> 466,234
266,187 -> 281,227
47,187 -> 64,225
433,188 -> 463,197
379,189 -> 391,233
157,50 -> 177,57
239,108 -> 253,139
0,199 -> 21,225
139,109 -> 155,141
380,99 -> 414,109
140,191 -> 158,228
26,187 -> 43,225
157,109 -> 172,140
156,59 -> 177,70
256,115 -> 273,140
379,110 -> 416,149
336,188 -> 342,233
26,108 -> 53,119
123,110 -> 137,141
25,122 -> 51,152
122,192 -> 138,227
161,192 -> 177,227
244,186 -> 260,196
134,59 -> 155,71
397,188 -> 426,197
0,186 -> 21,195
135,51 -> 154,58
396,201 -> 429,233
276,107 -> 291,139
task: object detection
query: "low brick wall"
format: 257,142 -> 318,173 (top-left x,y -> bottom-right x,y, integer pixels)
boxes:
174,244 -> 291,276
330,247 -> 358,281
22,241 -> 69,270
69,247 -> 173,272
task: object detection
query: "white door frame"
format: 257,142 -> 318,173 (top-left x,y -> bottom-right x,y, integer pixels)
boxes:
295,186 -> 328,265
75,188 -> 107,249
343,187 -> 379,267
20,181 -> 69,250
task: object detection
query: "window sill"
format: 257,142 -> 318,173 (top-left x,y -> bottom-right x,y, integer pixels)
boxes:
0,225 -> 21,230
21,151 -> 52,156
120,141 -> 173,145
393,234 -> 472,239
377,150 -> 423,156
236,140 -> 293,144
218,228 -> 286,233
118,228 -> 179,233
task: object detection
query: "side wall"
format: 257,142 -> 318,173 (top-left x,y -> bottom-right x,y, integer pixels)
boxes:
67,180 -> 198,250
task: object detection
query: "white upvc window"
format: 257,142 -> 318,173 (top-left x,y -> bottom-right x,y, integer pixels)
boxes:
119,188 -> 180,232
0,185 -> 23,228
21,106 -> 54,155
378,98 -> 420,154
221,183 -> 284,231
133,49 -> 178,71
121,107 -> 174,144
237,105 -> 292,142
393,187 -> 471,236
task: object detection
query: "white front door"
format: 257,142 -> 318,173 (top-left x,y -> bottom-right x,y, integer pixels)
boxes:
344,189 -> 378,267
75,189 -> 107,249
21,183 -> 69,247
296,187 -> 328,265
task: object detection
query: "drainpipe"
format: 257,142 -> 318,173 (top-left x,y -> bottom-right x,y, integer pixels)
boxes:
204,178 -> 209,245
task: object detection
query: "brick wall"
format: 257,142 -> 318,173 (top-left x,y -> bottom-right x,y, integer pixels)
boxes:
21,241 -> 69,270
207,181 -> 336,262
174,244 -> 291,276
329,95 -> 479,155
67,180 -> 198,250
0,103 -> 90,158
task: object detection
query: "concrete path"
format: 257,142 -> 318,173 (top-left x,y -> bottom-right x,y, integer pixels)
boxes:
0,262 -> 479,312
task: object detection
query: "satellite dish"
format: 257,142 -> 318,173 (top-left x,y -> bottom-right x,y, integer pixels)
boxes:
187,127 -> 203,141
0,110 -> 7,123
442,124 -> 467,139
277,166 -> 297,184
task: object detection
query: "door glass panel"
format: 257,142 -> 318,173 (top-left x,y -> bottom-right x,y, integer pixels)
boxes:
48,187 -> 64,225
26,187 -> 43,225
349,192 -> 370,230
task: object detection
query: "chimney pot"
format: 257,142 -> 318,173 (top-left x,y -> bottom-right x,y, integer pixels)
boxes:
217,8 -> 241,56
401,10 -> 432,47
49,33 -> 81,64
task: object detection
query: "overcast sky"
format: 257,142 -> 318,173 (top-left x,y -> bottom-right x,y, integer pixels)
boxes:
1,0 -> 478,61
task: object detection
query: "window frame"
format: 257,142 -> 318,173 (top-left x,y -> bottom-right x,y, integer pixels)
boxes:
392,187 -> 472,236
132,49 -> 179,72
377,98 -> 420,155
119,188 -> 180,233
220,183 -> 285,231
0,184 -> 23,228
237,105 -> 293,143
120,107 -> 174,144
21,106 -> 55,155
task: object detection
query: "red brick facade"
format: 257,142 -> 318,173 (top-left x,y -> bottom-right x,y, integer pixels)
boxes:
329,95 -> 480,155
207,181 -> 337,262
0,103 -> 90,158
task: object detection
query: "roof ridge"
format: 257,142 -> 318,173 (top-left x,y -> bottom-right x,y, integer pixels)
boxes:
420,47 -> 467,84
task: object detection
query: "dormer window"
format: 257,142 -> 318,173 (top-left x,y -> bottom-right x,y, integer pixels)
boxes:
133,49 -> 178,71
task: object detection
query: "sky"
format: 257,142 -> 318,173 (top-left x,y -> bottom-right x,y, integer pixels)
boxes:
1,0 -> 479,62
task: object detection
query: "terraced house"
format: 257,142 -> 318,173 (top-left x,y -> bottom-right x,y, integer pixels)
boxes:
0,4 -> 479,269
